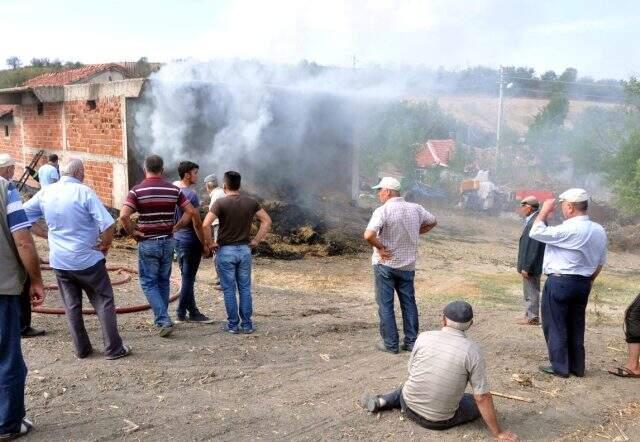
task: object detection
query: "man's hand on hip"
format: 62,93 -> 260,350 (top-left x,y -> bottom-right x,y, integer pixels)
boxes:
520,270 -> 529,278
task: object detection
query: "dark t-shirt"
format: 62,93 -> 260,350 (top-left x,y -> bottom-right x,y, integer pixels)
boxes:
211,194 -> 260,246
174,187 -> 200,245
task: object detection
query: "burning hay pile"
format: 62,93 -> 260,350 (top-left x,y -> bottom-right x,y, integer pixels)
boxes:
253,198 -> 370,260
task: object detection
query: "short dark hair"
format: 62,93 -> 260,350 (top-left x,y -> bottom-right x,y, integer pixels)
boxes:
224,171 -> 241,191
48,154 -> 58,163
573,201 -> 588,212
177,161 -> 199,179
144,155 -> 164,174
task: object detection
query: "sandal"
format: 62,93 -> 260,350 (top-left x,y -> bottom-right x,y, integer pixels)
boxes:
0,417 -> 33,440
608,367 -> 640,378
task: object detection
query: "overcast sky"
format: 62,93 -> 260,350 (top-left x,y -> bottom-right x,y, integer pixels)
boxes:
2,0 -> 639,79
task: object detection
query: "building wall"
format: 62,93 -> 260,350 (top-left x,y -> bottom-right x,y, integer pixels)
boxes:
22,102 -> 63,149
0,112 -> 22,164
65,97 -> 123,157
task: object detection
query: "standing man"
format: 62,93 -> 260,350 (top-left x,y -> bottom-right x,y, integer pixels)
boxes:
202,171 -> 271,334
204,174 -> 225,289
173,161 -> 212,324
516,196 -> 546,325
120,154 -> 203,337
24,158 -> 131,360
364,177 -> 437,354
37,153 -> 60,188
530,188 -> 607,378
0,153 -> 45,338
0,175 -> 45,440
359,301 -> 518,441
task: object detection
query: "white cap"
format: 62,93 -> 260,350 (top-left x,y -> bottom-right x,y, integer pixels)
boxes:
0,153 -> 14,168
372,177 -> 401,191
558,188 -> 590,203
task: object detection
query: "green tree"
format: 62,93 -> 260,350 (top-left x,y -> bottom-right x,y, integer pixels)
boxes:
6,56 -> 21,69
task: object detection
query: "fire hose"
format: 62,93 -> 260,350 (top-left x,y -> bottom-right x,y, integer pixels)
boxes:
32,265 -> 180,315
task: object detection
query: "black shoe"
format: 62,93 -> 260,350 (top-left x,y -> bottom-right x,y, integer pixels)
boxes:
375,342 -> 399,354
76,347 -> 94,359
106,344 -> 132,360
400,343 -> 414,352
0,417 -> 33,440
158,326 -> 173,338
188,313 -> 214,324
174,315 -> 187,323
538,365 -> 569,378
359,394 -> 381,412
241,326 -> 256,334
21,327 -> 46,338
222,324 -> 240,334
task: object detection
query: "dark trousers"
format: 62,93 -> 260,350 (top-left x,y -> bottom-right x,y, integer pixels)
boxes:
54,260 -> 124,358
175,241 -> 203,318
380,387 -> 480,431
374,264 -> 419,350
541,274 -> 592,376
624,293 -> 640,343
19,277 -> 32,333
0,295 -> 27,435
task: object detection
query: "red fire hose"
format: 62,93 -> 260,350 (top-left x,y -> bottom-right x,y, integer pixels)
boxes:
33,265 -> 180,315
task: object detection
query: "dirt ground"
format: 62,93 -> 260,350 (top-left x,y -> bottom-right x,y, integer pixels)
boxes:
20,208 -> 640,441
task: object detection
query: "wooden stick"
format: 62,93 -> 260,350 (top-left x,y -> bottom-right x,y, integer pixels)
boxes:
490,391 -> 534,403
613,422 -> 629,441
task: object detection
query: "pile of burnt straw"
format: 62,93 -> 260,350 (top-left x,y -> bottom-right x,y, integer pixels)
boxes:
252,199 -> 371,260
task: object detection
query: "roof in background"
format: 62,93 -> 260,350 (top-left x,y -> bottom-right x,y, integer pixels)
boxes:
415,139 -> 455,168
22,63 -> 130,87
0,105 -> 14,118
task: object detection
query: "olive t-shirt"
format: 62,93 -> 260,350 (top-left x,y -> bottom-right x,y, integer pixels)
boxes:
211,194 -> 261,246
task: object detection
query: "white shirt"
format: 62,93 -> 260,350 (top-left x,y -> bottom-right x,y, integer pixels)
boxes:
38,164 -> 59,187
366,197 -> 436,271
208,188 -> 226,226
529,215 -> 607,277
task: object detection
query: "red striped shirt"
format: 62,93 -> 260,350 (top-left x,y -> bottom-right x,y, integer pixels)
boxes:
124,177 -> 189,239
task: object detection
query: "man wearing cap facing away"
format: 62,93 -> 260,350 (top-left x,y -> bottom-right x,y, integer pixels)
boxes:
359,301 -> 518,441
516,196 -> 546,325
364,177 -> 437,354
529,188 -> 607,378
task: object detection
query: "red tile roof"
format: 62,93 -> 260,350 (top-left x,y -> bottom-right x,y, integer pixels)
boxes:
415,139 -> 455,168
23,63 -> 130,87
0,105 -> 14,118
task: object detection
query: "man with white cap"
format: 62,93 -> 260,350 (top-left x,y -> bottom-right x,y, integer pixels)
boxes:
529,188 -> 607,378
364,177 -> 437,354
204,173 -> 225,289
516,196 -> 546,325
358,301 -> 518,440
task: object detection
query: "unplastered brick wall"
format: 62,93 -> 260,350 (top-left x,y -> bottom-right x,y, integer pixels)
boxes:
82,160 -> 114,206
1,115 -> 22,164
22,103 -> 63,148
65,97 -> 123,158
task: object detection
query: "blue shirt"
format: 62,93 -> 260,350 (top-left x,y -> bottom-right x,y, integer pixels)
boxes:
38,164 -> 60,187
529,215 -> 607,277
24,176 -> 114,271
3,179 -> 30,232
174,186 -> 200,245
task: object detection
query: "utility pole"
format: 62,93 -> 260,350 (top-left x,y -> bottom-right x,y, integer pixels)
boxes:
495,66 -> 505,181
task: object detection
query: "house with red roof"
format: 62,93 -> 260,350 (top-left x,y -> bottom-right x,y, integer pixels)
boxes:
415,139 -> 455,168
0,64 -> 144,206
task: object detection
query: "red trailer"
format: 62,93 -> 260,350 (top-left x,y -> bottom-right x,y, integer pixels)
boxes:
514,189 -> 555,203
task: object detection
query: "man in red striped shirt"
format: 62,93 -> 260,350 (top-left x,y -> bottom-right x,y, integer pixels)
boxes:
119,154 -> 204,337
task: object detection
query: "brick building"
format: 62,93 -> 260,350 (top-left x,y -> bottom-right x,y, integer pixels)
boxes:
0,64 -> 144,207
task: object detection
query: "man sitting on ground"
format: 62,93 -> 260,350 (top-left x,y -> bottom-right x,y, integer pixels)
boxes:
608,293 -> 640,378
359,301 -> 518,441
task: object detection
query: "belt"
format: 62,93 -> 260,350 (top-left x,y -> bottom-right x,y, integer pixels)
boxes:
547,273 -> 591,279
142,234 -> 173,241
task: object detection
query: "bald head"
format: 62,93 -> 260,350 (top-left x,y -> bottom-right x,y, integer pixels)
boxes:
60,158 -> 85,182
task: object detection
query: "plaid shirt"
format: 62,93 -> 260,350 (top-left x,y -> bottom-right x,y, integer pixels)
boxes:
366,197 -> 436,270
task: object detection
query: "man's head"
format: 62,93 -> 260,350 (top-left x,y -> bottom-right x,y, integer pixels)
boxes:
442,300 -> 474,331
518,196 -> 539,218
223,171 -> 241,192
177,160 -> 199,185
0,153 -> 15,180
203,174 -> 218,192
144,155 -> 164,176
372,177 -> 401,203
60,157 -> 85,182
558,188 -> 589,219
48,153 -> 59,165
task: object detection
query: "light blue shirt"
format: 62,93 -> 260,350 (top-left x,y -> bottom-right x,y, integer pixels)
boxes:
24,176 -> 114,271
38,164 -> 59,187
529,215 -> 607,277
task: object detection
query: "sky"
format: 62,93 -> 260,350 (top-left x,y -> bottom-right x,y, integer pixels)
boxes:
2,0 -> 640,79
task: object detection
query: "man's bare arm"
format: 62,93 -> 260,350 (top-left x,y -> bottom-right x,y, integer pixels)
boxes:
12,229 -> 46,306
30,220 -> 48,239
420,220 -> 437,234
251,208 -> 272,246
364,229 -> 392,260
474,393 -> 518,441
119,205 -> 138,237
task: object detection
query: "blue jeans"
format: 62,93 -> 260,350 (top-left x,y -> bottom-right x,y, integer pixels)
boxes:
374,264 -> 419,350
138,238 -> 176,327
175,241 -> 203,318
0,295 -> 27,435
217,245 -> 253,331
541,274 -> 592,376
